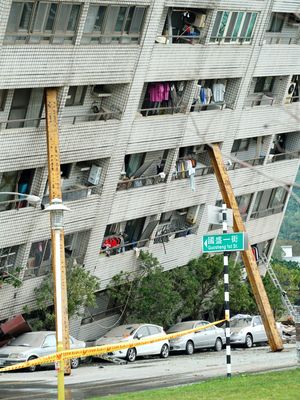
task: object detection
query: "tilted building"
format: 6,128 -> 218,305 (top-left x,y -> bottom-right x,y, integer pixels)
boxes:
0,0 -> 299,341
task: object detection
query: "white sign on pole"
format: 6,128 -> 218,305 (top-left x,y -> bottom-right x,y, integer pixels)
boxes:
207,205 -> 233,227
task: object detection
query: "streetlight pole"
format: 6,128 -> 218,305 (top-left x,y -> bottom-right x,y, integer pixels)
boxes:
45,199 -> 69,400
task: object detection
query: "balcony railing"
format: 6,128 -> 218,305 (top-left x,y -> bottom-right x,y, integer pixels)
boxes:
264,34 -> 299,45
154,225 -> 198,244
155,34 -> 206,45
42,185 -> 98,205
267,150 -> 300,163
0,109 -> 122,130
246,95 -> 275,107
0,197 -> 34,212
171,165 -> 214,181
210,36 -> 253,44
117,173 -> 167,190
250,204 -> 284,220
139,105 -> 187,117
81,32 -> 141,45
227,157 -> 265,170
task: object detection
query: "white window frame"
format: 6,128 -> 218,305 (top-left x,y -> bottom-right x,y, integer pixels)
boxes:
210,10 -> 258,44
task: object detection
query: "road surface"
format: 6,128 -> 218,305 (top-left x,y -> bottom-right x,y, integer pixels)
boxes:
0,344 -> 297,399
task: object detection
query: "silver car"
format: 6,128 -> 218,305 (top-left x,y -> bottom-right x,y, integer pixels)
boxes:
0,331 -> 85,372
94,323 -> 169,362
229,315 -> 282,348
167,321 -> 225,355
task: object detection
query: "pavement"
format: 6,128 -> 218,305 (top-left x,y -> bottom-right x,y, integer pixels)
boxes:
0,344 -> 298,399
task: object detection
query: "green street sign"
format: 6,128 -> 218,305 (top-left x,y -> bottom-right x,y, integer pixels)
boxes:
202,232 -> 247,253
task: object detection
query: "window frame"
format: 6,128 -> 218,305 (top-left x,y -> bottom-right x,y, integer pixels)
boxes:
65,86 -> 87,107
82,4 -> 146,44
4,1 -> 82,45
210,10 -> 258,44
0,90 -> 8,111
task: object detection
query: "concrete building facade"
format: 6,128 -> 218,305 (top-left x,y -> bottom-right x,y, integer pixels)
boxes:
0,0 -> 299,340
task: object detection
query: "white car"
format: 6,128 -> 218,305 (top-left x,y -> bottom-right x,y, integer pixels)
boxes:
0,331 -> 85,372
229,315 -> 282,348
167,321 -> 225,355
93,323 -> 169,362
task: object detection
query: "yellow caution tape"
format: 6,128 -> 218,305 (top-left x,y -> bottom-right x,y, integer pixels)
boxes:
0,318 -> 226,373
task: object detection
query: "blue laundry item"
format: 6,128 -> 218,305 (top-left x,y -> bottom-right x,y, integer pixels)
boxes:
200,87 -> 206,104
189,173 -> 195,192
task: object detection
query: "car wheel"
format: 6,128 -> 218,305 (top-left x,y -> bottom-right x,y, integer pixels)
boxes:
214,338 -> 223,352
71,358 -> 80,369
160,344 -> 169,358
185,340 -> 194,355
245,334 -> 253,348
27,356 -> 38,372
126,348 -> 137,362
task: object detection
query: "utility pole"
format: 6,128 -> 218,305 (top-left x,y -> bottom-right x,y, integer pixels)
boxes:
208,143 -> 283,352
44,88 -> 71,400
222,204 -> 231,378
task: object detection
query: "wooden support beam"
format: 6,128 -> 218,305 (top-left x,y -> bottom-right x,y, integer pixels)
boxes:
45,88 -> 71,374
208,143 -> 283,352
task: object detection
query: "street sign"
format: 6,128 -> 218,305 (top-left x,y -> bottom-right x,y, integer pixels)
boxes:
207,205 -> 233,227
202,232 -> 248,253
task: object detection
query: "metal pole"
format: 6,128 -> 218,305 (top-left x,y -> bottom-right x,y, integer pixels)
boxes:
222,203 -> 231,378
296,315 -> 300,366
53,227 -> 65,400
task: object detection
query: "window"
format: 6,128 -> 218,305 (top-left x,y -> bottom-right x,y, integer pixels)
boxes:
65,86 -> 87,106
268,187 -> 286,208
6,88 -> 44,128
268,13 -> 285,33
254,77 -> 275,93
4,1 -> 81,44
148,326 -> 161,335
43,334 -> 56,347
231,138 -> 251,153
135,326 -> 149,338
0,90 -> 7,111
252,316 -> 262,326
210,11 -> 257,43
82,4 -> 146,44
0,246 -> 18,274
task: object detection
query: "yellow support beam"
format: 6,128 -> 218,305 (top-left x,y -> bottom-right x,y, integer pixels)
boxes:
208,143 -> 283,352
45,88 -> 71,378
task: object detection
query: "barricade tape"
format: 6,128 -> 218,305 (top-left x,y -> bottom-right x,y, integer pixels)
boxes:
0,318 -> 226,373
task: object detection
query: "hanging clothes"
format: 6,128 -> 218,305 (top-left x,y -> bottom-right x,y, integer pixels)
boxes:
189,168 -> 196,192
213,83 -> 226,103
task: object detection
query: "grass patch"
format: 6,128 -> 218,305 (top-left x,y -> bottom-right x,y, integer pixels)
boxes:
89,368 -> 300,400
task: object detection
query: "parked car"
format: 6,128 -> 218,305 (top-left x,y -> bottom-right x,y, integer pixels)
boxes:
167,321 -> 225,355
228,315 -> 282,348
0,331 -> 85,372
93,323 -> 169,362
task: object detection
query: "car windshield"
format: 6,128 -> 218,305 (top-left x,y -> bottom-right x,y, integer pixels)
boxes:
103,325 -> 137,338
167,322 -> 195,333
7,333 -> 42,347
230,318 -> 252,328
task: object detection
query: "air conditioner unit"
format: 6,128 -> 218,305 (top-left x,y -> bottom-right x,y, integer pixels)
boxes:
88,165 -> 102,185
193,14 -> 206,28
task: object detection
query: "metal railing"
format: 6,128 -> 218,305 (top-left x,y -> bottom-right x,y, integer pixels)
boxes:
250,204 -> 284,220
247,95 -> 275,107
81,32 -> 141,44
0,197 -> 33,212
267,150 -> 300,163
117,174 -> 167,190
171,165 -> 214,180
100,237 -> 149,256
42,185 -> 98,204
4,31 -> 77,45
155,34 -> 206,45
264,35 -> 299,45
210,36 -> 253,44
139,105 -> 187,117
227,157 -> 265,171
61,110 -> 122,125
154,225 -> 198,244
190,102 -> 234,112
0,110 -> 122,130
